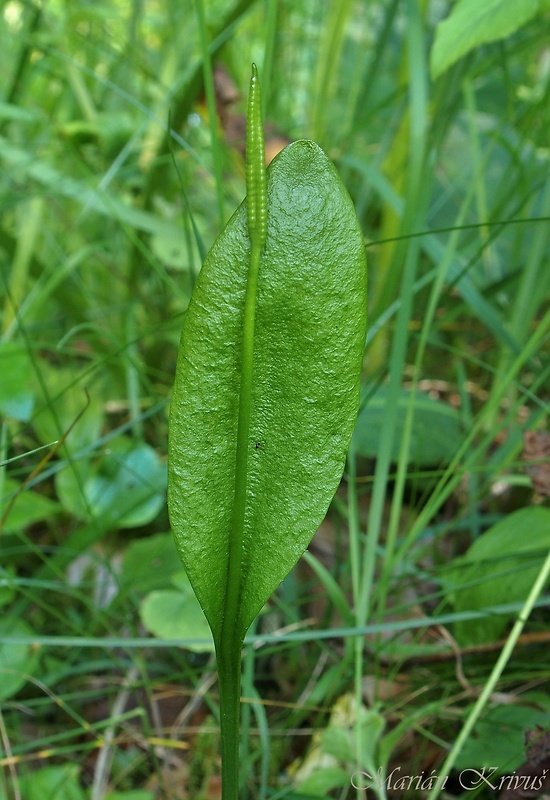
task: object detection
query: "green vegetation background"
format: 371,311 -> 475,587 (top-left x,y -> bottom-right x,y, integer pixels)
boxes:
1,0 -> 550,798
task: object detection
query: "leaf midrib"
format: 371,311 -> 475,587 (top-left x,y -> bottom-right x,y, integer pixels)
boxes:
220,65 -> 267,649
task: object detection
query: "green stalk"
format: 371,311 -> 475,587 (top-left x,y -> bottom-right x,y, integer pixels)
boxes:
240,634 -> 255,800
218,64 -> 267,800
217,644 -> 244,800
222,64 -> 266,648
426,546 -> 550,800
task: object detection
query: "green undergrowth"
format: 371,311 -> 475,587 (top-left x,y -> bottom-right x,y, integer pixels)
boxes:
1,1 -> 549,798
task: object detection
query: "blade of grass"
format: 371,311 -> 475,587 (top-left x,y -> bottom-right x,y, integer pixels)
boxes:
2,197 -> 44,337
377,124 -> 493,611
311,0 -> 355,144
3,596 -> 550,650
194,0 -> 226,228
359,0 -> 430,631
426,546 -> 550,800
260,0 -> 278,116
391,305 -> 550,569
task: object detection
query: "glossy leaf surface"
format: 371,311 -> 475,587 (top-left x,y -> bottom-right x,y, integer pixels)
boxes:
168,139 -> 367,646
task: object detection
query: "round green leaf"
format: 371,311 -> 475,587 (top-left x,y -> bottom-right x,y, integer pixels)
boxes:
448,507 -> 550,644
56,439 -> 166,528
120,532 -> 181,595
168,139 -> 367,644
354,386 -> 462,465
140,571 -> 213,652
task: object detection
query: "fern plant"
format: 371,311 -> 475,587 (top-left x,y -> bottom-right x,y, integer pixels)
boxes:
168,65 -> 367,798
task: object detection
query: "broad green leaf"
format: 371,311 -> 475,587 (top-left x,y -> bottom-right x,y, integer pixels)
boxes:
453,701 -> 550,774
56,438 -> 166,528
0,342 -> 34,421
292,695 -> 383,796
295,767 -> 350,797
168,138 -> 367,646
431,0 -> 540,79
120,532 -> 181,595
31,366 -> 103,450
0,619 -> 38,700
321,708 -> 385,768
353,386 -> 461,465
17,765 -> 85,800
140,571 -> 213,652
104,793 -> 155,800
1,477 -> 60,534
150,228 -> 190,270
447,507 -> 550,644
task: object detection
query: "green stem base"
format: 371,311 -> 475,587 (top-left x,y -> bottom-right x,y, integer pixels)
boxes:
217,640 -> 243,800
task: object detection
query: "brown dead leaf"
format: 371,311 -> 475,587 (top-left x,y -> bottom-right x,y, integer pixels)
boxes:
522,430 -> 550,499
499,726 -> 550,799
